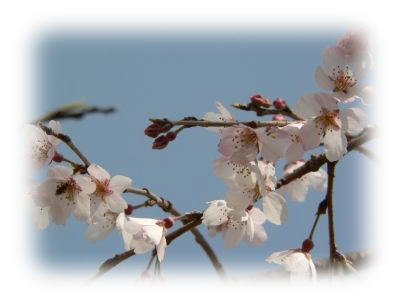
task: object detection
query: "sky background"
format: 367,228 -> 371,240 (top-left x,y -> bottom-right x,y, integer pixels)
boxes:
32,30 -> 372,279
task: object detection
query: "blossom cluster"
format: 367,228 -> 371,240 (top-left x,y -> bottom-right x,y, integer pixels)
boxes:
26,30 -> 372,280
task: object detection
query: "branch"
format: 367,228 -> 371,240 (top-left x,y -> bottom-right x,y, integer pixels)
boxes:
231,103 -> 303,120
149,118 -> 292,129
326,161 -> 338,261
33,102 -> 116,123
276,127 -> 375,189
95,217 -> 203,279
39,123 -> 91,168
124,187 -> 226,277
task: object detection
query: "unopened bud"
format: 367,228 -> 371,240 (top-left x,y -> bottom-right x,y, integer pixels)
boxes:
152,135 -> 169,150
161,123 -> 173,133
124,204 -> 134,215
52,152 -> 64,163
166,131 -> 177,141
273,97 -> 286,110
250,94 -> 272,108
145,124 -> 163,138
301,238 -> 314,253
162,217 -> 175,229
272,114 -> 285,121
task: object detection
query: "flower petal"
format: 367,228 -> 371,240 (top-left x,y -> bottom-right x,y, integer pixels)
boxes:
109,175 -> 133,194
323,127 -> 348,162
87,164 -> 111,182
105,192 -> 128,213
262,192 -> 288,225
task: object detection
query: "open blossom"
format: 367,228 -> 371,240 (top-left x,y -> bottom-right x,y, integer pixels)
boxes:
202,200 -> 267,248
116,214 -> 168,262
214,158 -> 287,225
315,46 -> 366,102
24,120 -> 62,170
336,30 -> 372,70
266,248 -> 316,282
295,92 -> 368,162
36,166 -> 96,225
88,164 -> 132,215
278,160 -> 327,202
261,123 -> 308,163
203,101 -> 236,134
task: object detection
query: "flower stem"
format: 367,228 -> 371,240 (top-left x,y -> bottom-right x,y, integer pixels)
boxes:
327,161 -> 338,262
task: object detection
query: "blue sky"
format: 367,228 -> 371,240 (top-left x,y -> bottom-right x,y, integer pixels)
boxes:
33,30 -> 371,277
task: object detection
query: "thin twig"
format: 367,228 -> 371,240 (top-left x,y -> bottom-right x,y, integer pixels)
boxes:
33,102 -> 116,123
124,187 -> 226,277
326,161 -> 338,262
94,217 -> 203,279
39,123 -> 91,167
231,103 -> 303,120
149,118 -> 292,128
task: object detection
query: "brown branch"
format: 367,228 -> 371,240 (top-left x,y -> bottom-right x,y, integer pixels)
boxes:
326,161 -> 338,262
39,123 -> 91,167
33,102 -> 116,123
231,103 -> 303,121
124,187 -> 226,277
276,127 -> 375,189
149,118 -> 292,129
94,217 -> 203,279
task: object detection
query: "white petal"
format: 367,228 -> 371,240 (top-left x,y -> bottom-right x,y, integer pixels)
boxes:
156,235 -> 167,262
105,192 -> 128,213
262,192 -> 288,225
287,180 -> 309,203
74,193 -> 90,220
202,200 -> 231,226
48,166 -> 73,180
340,108 -> 368,136
87,164 -> 111,181
74,174 -> 96,195
315,66 -> 334,91
109,175 -> 133,194
266,249 -> 296,264
285,142 -> 305,163
143,225 -> 164,245
299,119 -> 323,151
34,206 -> 50,230
324,127 -> 348,162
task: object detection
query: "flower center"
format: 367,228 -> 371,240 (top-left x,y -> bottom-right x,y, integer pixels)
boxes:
95,179 -> 111,196
329,68 -> 356,94
315,108 -> 341,130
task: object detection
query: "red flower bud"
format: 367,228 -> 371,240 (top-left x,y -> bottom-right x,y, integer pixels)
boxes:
124,204 -> 134,215
166,131 -> 177,141
52,152 -> 64,163
272,114 -> 285,121
145,124 -> 163,138
301,238 -> 314,253
162,217 -> 175,229
273,97 -> 286,110
152,135 -> 169,150
250,94 -> 272,108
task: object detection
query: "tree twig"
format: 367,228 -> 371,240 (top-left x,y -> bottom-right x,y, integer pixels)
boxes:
33,102 -> 116,123
326,161 -> 338,262
231,103 -> 303,120
39,123 -> 91,167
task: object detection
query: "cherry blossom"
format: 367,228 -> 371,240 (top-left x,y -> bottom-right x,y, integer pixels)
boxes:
24,120 -> 62,170
202,200 -> 267,248
278,160 -> 327,202
203,101 -> 236,134
315,46 -> 366,102
266,249 -> 316,282
87,163 -> 132,215
214,159 -> 288,225
336,31 -> 372,70
116,214 -> 168,262
295,92 -> 368,162
36,165 -> 96,225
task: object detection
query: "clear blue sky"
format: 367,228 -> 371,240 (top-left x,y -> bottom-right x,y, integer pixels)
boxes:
33,30 -> 371,278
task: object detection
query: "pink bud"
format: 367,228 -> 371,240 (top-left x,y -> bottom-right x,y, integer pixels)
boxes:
272,114 -> 285,121
162,217 -> 175,229
166,131 -> 177,141
145,124 -> 163,138
250,94 -> 272,108
52,152 -> 64,163
124,204 -> 134,215
273,97 -> 286,110
301,239 -> 314,253
152,135 -> 169,150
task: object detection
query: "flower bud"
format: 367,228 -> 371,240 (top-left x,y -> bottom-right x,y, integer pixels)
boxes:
272,114 -> 285,121
166,131 -> 177,141
145,124 -> 163,138
162,217 -> 175,229
301,238 -> 314,253
273,97 -> 286,110
52,151 -> 64,163
250,94 -> 272,108
124,204 -> 134,215
152,135 -> 169,150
